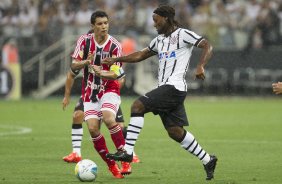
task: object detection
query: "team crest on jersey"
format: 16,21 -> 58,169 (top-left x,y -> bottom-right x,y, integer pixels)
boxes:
79,50 -> 84,58
169,35 -> 179,44
79,45 -> 85,58
159,51 -> 176,60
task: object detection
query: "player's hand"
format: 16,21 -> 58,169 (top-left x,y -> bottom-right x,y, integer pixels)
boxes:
102,57 -> 115,65
93,65 -> 102,77
84,54 -> 94,66
195,65 -> 205,80
272,82 -> 282,94
62,96 -> 70,110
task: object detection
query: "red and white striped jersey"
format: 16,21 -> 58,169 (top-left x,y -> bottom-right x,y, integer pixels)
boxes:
71,33 -> 123,102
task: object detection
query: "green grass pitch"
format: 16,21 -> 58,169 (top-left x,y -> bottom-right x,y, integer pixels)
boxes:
0,97 -> 281,184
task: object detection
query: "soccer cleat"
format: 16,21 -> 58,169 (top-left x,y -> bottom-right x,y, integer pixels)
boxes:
132,155 -> 141,163
203,155 -> 218,180
63,152 -> 82,163
106,150 -> 133,162
108,163 -> 124,179
121,161 -> 132,175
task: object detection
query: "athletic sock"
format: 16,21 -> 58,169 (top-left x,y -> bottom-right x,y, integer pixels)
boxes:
92,134 -> 115,166
180,130 -> 211,165
109,124 -> 125,150
122,126 -> 127,138
124,113 -> 144,155
72,124 -> 83,156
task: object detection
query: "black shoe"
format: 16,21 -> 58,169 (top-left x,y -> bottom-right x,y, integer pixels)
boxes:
106,150 -> 133,162
204,155 -> 218,180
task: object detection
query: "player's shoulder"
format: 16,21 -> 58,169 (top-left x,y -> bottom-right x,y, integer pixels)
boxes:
77,33 -> 92,43
109,35 -> 122,46
180,28 -> 200,37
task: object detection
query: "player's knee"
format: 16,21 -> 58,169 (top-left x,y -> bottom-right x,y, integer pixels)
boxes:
88,126 -> 100,137
103,116 -> 116,128
131,100 -> 145,113
73,110 -> 84,123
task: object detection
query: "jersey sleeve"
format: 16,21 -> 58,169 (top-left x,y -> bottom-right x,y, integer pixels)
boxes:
182,29 -> 203,47
147,37 -> 158,54
111,39 -> 124,68
111,40 -> 122,58
71,34 -> 87,61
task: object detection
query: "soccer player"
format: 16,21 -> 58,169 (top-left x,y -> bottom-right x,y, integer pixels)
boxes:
62,72 -> 140,163
272,82 -> 282,94
70,10 -> 131,179
103,5 -> 218,180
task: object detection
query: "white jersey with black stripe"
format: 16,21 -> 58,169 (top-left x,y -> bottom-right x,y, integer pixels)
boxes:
148,28 -> 203,92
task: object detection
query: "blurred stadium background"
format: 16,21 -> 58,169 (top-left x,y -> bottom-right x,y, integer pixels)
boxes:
1,1 -> 282,184
0,0 -> 282,99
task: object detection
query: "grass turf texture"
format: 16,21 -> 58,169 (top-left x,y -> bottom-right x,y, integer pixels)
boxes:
0,97 -> 281,184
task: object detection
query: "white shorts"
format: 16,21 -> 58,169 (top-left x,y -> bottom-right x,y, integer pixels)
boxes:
84,92 -> 121,121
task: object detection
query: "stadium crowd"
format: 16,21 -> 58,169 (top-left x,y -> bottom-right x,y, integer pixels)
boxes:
0,0 -> 281,50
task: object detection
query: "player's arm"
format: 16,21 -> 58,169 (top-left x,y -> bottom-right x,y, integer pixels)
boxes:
272,82 -> 282,94
102,48 -> 155,65
118,77 -> 125,89
71,54 -> 94,71
62,70 -> 76,110
195,39 -> 213,80
93,64 -> 125,80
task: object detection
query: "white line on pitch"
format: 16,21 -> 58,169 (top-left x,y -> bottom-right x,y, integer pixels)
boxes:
0,125 -> 32,136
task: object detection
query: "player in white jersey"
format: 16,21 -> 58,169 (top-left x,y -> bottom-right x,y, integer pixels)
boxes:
103,5 -> 217,180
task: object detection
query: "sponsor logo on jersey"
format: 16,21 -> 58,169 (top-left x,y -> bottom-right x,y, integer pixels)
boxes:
158,51 -> 176,60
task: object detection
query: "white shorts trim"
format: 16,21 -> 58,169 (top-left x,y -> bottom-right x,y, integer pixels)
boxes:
84,92 -> 121,121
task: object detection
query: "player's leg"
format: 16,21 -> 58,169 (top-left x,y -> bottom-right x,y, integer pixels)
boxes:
63,98 -> 84,163
84,101 -> 123,179
116,107 -> 141,163
100,93 -> 131,175
166,125 -> 217,180
99,93 -> 126,151
106,88 -> 157,162
161,100 -> 217,180
115,106 -> 139,174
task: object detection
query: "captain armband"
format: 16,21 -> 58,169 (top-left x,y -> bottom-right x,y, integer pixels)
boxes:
110,64 -> 125,79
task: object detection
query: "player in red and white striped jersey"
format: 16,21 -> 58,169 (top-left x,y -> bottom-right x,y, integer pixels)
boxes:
70,10 -> 131,179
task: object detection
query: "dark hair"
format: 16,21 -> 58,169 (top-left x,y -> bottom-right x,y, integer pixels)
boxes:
90,10 -> 108,24
153,5 -> 181,27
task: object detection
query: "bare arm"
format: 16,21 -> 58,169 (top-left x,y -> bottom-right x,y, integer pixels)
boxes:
118,77 -> 126,89
195,39 -> 213,80
102,48 -> 155,65
62,71 -> 76,110
93,65 -> 118,79
71,54 -> 94,70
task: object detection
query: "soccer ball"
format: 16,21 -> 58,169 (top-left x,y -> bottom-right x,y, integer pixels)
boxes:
75,159 -> 98,182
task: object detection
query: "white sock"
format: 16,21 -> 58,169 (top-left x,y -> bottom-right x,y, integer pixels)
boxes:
180,130 -> 210,165
72,126 -> 83,156
124,117 -> 144,155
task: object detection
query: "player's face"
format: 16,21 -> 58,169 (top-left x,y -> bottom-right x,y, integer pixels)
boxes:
92,17 -> 109,37
152,14 -> 168,35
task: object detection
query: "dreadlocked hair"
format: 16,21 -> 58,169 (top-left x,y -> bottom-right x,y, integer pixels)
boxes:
153,4 -> 181,27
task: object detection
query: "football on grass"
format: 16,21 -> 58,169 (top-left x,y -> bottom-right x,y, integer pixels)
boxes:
75,159 -> 98,182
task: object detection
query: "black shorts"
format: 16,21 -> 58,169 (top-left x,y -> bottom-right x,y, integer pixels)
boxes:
74,97 -> 124,123
138,85 -> 189,128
